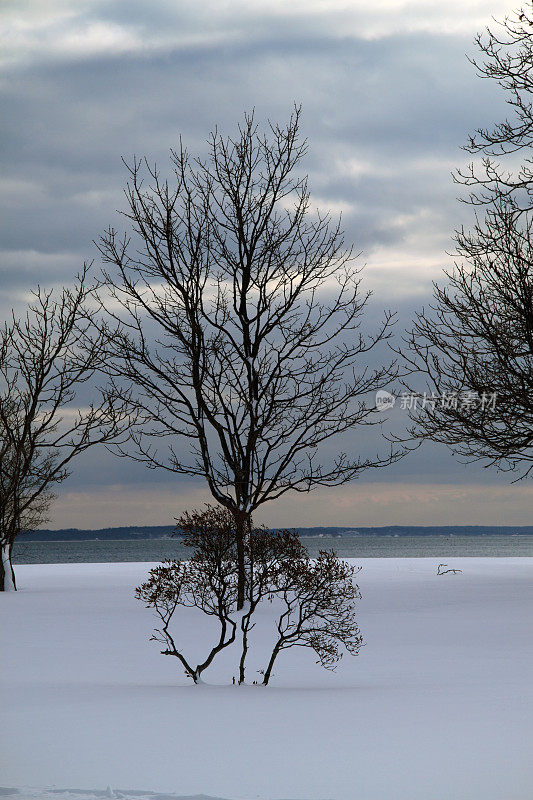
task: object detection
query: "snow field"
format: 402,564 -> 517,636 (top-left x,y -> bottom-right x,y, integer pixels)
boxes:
1,558 -> 532,800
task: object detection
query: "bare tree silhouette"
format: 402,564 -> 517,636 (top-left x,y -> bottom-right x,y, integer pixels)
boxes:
99,108 -> 398,608
0,268 -> 131,590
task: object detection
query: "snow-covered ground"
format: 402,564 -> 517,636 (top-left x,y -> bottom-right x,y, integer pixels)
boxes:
1,558 -> 532,800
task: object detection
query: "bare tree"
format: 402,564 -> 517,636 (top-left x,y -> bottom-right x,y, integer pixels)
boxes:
402,203 -> 533,475
0,430 -> 54,590
136,506 -> 239,684
98,107 -> 398,608
136,506 -> 363,686
0,269 -> 131,591
457,4 -> 533,212
402,7 -> 533,476
261,550 -> 363,686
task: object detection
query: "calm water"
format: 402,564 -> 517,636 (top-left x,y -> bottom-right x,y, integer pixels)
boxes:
12,534 -> 533,564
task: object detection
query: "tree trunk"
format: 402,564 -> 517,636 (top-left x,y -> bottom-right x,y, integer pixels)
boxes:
262,643 -> 282,686
0,540 -> 16,592
233,509 -> 251,611
238,625 -> 249,684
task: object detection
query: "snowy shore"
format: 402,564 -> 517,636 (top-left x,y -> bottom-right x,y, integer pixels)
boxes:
1,558 -> 532,800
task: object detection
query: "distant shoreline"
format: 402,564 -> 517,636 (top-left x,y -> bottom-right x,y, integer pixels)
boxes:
18,525 -> 533,541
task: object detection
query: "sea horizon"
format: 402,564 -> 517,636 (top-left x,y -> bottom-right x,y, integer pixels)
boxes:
19,523 -> 533,541
13,532 -> 533,564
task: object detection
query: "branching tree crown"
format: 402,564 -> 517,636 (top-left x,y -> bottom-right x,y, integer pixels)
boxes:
458,3 -> 533,210
402,5 -> 533,477
99,108 -> 398,606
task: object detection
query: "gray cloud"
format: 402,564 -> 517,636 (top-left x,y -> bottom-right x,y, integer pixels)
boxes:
0,25 -> 506,282
0,0 -> 520,525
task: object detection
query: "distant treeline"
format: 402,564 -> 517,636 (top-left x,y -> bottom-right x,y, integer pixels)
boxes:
18,524 -> 533,541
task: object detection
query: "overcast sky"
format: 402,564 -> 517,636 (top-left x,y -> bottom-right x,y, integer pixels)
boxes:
3,0 -> 532,529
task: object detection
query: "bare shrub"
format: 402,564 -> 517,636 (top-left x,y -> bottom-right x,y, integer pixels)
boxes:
261,550 -> 363,686
135,506 -> 239,684
136,506 -> 364,686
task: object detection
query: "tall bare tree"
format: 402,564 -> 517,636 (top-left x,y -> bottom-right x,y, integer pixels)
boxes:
402,6 -> 533,476
0,269 -> 131,591
99,108 -> 398,608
